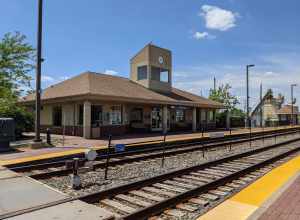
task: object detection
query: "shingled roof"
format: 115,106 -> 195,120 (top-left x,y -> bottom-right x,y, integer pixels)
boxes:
21,72 -> 223,108
277,105 -> 299,115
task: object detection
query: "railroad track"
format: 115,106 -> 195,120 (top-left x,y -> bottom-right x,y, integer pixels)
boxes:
8,127 -> 299,172
15,129 -> 299,179
76,136 -> 300,220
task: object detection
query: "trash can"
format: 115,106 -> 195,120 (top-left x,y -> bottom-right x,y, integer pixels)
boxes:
0,118 -> 15,152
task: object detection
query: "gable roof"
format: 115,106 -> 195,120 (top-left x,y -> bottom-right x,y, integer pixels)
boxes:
21,72 -> 223,108
277,105 -> 299,115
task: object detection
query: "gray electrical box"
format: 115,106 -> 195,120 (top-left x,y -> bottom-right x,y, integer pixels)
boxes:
0,118 -> 15,152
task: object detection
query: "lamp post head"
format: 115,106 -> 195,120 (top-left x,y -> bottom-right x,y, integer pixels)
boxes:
247,64 -> 255,68
291,84 -> 297,87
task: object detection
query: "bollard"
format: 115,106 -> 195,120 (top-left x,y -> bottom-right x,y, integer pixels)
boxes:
161,132 -> 167,168
104,134 -> 112,180
202,144 -> 205,158
229,129 -> 232,151
71,158 -> 81,189
262,126 -> 265,146
46,128 -> 51,145
249,126 -> 252,148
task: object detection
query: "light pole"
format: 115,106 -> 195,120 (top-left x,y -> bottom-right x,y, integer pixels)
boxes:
291,84 -> 297,126
34,0 -> 44,142
246,64 -> 255,128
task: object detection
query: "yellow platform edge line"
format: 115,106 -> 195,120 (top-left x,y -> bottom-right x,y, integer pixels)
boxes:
0,126 -> 298,166
198,154 -> 300,220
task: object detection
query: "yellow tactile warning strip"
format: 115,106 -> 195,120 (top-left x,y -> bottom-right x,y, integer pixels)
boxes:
0,145 -> 106,166
0,126 -> 298,166
197,154 -> 300,220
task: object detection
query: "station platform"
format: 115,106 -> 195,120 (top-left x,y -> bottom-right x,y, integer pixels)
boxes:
0,166 -> 113,220
197,153 -> 300,220
0,126 -> 298,167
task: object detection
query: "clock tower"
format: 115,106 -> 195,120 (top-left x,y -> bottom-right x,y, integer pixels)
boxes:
130,43 -> 172,93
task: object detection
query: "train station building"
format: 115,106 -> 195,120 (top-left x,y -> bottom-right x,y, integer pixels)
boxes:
20,44 -> 223,139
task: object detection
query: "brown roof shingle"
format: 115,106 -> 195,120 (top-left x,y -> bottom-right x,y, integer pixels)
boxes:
21,72 -> 223,108
277,105 -> 299,115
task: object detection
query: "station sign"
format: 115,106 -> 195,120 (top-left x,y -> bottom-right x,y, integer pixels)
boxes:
115,144 -> 125,152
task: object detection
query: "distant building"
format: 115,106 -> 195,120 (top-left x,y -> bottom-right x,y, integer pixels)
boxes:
20,44 -> 223,139
251,89 -> 299,127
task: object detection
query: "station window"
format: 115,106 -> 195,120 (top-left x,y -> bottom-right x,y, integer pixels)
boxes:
130,108 -> 143,123
78,105 -> 83,125
110,105 -> 122,125
208,111 -> 214,122
137,66 -> 147,80
151,66 -> 169,82
91,105 -> 102,127
175,109 -> 185,122
53,106 -> 62,126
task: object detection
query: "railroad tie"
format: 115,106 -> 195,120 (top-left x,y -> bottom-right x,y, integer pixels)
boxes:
164,180 -> 196,189
164,209 -> 186,218
200,193 -> 219,201
115,194 -> 152,207
100,199 -> 136,214
176,203 -> 198,212
129,190 -> 165,202
142,186 -> 177,197
153,183 -> 186,193
189,198 -> 209,206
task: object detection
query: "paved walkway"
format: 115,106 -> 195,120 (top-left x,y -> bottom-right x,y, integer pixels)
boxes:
257,174 -> 300,220
198,151 -> 300,220
0,126 -> 297,166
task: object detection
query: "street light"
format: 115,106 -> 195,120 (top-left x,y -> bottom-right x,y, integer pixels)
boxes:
246,64 -> 255,128
291,84 -> 297,126
34,0 -> 44,142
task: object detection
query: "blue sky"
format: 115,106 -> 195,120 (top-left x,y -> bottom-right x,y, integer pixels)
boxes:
1,0 -> 300,110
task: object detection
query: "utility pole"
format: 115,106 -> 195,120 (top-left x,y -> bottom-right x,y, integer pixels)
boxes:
213,77 -> 216,92
291,84 -> 297,126
246,64 -> 255,128
34,0 -> 43,142
260,83 -> 263,127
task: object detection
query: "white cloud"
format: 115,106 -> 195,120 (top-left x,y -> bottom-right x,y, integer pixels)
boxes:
41,75 -> 54,82
200,5 -> 238,31
173,53 -> 300,110
193,31 -> 216,40
104,69 -> 118,75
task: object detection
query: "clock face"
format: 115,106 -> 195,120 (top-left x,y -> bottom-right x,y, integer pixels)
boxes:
158,56 -> 164,64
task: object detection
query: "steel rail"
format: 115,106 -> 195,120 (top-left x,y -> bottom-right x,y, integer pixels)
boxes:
2,136 -> 299,220
7,127 -> 299,170
28,130 -> 298,179
78,136 -> 300,204
123,141 -> 300,219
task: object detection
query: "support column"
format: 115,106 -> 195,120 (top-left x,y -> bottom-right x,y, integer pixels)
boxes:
226,110 -> 231,130
162,105 -> 168,134
83,101 -> 91,139
192,107 -> 197,132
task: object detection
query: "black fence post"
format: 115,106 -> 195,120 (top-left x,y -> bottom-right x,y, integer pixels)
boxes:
161,132 -> 167,168
229,128 -> 232,151
262,126 -> 265,146
73,158 -> 79,176
71,158 -> 81,189
249,126 -> 252,148
46,128 -> 51,145
104,134 -> 112,180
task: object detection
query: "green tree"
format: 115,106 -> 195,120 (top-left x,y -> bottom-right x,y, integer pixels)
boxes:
0,32 -> 35,137
209,84 -> 245,127
209,84 -> 239,111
